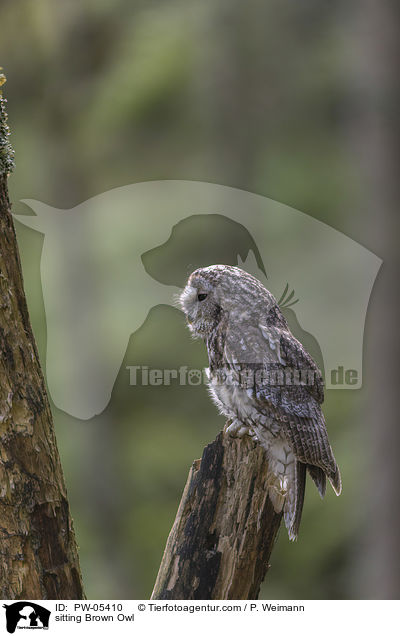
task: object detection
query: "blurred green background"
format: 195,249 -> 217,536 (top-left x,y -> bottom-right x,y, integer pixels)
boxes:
0,0 -> 396,599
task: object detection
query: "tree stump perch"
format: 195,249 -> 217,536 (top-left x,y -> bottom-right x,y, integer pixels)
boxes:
152,432 -> 283,600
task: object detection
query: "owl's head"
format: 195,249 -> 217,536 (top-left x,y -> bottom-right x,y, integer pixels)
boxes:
179,266 -> 223,337
179,264 -> 275,338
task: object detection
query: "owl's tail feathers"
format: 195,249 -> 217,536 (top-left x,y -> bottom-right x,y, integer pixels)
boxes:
307,465 -> 326,498
284,461 -> 307,541
327,463 -> 342,496
267,461 -> 307,541
270,461 -> 341,541
308,462 -> 342,498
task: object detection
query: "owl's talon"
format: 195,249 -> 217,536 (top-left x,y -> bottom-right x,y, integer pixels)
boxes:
223,421 -> 230,433
225,419 -> 246,437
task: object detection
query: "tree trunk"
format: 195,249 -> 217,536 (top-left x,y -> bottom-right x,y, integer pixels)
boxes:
0,82 -> 85,599
151,432 -> 282,600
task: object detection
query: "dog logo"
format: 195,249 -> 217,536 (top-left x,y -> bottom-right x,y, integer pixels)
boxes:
3,602 -> 50,633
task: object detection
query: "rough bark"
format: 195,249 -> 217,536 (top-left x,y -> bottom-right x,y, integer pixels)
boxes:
151,432 -> 282,600
0,84 -> 85,598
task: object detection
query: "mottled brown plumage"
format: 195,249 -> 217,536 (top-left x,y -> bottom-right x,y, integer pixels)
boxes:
180,264 -> 341,540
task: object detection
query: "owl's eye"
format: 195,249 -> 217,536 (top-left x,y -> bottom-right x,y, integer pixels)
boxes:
197,293 -> 208,302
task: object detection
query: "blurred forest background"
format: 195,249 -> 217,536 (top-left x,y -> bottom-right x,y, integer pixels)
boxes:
0,0 -> 399,599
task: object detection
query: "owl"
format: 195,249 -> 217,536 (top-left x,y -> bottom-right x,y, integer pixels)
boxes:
179,264 -> 341,540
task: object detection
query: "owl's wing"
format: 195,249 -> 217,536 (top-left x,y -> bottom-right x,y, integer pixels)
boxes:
225,323 -> 324,415
260,324 -> 324,404
277,408 -> 341,495
224,323 -> 341,495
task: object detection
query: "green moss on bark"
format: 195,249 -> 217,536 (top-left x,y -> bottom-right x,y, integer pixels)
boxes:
0,73 -> 15,177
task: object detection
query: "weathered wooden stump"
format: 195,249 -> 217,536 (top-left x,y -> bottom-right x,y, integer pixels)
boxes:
152,431 -> 282,600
